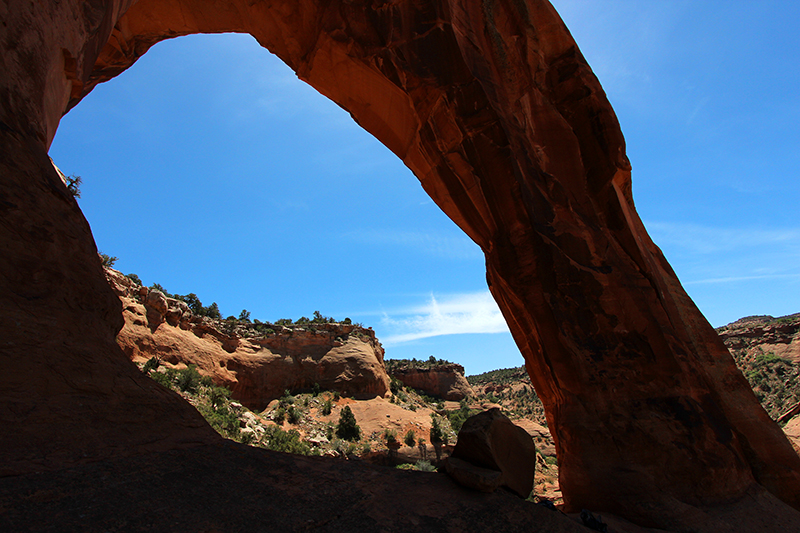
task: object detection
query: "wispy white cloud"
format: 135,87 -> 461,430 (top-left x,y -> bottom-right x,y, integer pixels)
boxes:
380,291 -> 509,345
342,229 -> 482,260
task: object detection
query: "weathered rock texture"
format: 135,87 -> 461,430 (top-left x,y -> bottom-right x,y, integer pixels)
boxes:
108,269 -> 390,410
449,408 -> 537,498
391,363 -> 473,400
3,0 -> 800,529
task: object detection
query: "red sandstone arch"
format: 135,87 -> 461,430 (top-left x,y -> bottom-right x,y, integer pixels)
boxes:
2,0 -> 800,528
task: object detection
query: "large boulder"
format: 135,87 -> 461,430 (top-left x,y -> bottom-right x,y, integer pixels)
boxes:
448,408 -> 537,498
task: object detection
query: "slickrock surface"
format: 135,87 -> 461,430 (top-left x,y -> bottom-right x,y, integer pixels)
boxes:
2,0 -> 800,529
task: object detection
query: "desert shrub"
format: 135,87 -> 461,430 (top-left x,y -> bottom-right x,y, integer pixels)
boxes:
430,414 -> 445,445
447,404 -> 479,433
326,423 -> 334,441
336,406 -> 361,441
142,356 -> 159,374
65,174 -> 82,197
238,309 -> 251,322
544,456 -> 558,466
205,302 -> 222,319
361,442 -> 372,454
312,382 -> 321,396
275,318 -> 293,326
100,253 -> 118,268
197,403 -> 240,440
333,391 -> 341,401
149,370 -> 173,389
321,398 -> 332,416
287,405 -> 301,424
390,377 -> 404,395
125,273 -> 142,286
209,386 -> 231,408
176,365 -> 201,393
263,426 -> 313,455
415,460 -> 436,472
274,407 -> 286,424
383,429 -> 397,444
404,429 -> 416,447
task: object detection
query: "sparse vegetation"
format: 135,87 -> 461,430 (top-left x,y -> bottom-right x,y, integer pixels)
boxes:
335,405 -> 361,441
65,174 -> 82,198
404,429 -> 416,447
99,253 -> 117,268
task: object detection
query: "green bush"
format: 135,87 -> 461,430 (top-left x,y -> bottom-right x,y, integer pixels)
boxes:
274,407 -> 286,424
197,403 -> 240,440
100,252 -> 117,268
263,425 -> 313,455
336,405 -> 361,441
176,365 -> 201,393
142,356 -> 159,374
287,405 -> 301,424
150,368 -> 176,389
321,398 -> 332,416
383,429 -> 397,444
404,429 -> 416,447
209,386 -> 231,408
125,273 -> 142,286
415,460 -> 436,472
430,414 -> 445,445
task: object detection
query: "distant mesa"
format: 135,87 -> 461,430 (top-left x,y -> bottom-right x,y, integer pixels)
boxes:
387,358 -> 474,401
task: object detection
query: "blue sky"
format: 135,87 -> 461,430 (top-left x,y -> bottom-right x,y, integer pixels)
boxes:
48,1 -> 799,375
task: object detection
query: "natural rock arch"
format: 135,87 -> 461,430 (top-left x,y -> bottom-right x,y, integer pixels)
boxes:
1,0 -> 799,528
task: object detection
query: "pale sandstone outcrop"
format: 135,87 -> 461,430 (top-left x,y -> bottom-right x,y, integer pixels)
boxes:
109,271 -> 390,411
2,0 -> 800,529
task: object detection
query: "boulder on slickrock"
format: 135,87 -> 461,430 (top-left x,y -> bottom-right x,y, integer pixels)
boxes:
448,408 -> 536,498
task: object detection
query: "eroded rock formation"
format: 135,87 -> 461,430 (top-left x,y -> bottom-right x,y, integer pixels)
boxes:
447,408 -> 537,498
3,0 -> 800,529
390,363 -> 473,400
108,269 -> 390,410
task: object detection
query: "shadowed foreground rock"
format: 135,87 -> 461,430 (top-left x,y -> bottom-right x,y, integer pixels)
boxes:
2,0 -> 800,529
449,408 -> 537,498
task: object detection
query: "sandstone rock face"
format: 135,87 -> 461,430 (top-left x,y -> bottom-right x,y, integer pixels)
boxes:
3,0 -> 800,529
449,408 -> 537,498
718,315 -> 800,364
110,274 -> 390,411
390,363 -> 473,400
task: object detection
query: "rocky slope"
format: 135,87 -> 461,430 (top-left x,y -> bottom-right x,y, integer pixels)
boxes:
718,314 -> 800,420
106,268 -> 390,411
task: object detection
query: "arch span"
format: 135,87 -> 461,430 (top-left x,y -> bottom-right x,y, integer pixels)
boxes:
2,0 -> 799,527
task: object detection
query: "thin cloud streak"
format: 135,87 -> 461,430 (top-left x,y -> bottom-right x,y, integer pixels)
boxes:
380,291 -> 509,346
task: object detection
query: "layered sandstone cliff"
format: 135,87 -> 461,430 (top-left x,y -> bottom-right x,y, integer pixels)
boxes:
107,269 -> 390,411
389,362 -> 473,401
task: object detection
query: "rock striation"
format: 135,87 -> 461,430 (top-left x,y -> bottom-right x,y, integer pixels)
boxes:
107,269 -> 390,411
390,363 -> 473,400
2,0 -> 800,529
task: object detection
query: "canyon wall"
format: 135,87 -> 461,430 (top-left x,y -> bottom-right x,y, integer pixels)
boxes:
108,269 -> 390,410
